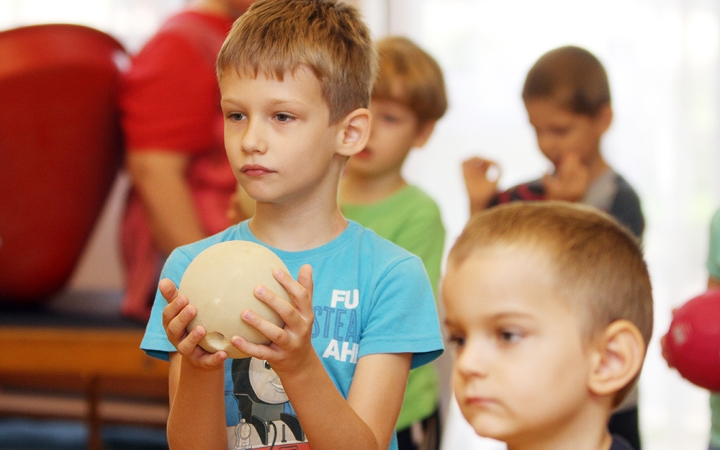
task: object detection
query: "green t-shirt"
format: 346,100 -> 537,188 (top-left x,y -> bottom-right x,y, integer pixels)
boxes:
341,184 -> 446,430
711,392 -> 720,447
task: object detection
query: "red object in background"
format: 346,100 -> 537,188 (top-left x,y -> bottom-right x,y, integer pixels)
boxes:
0,24 -> 127,304
665,289 -> 720,391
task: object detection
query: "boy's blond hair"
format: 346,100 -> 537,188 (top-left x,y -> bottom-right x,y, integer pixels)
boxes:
522,46 -> 610,117
448,201 -> 653,404
216,0 -> 377,124
372,36 -> 447,125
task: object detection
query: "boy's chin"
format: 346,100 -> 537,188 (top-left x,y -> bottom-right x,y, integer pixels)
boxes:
461,410 -> 513,442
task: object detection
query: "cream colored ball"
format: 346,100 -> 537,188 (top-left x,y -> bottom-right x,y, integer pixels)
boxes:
179,240 -> 290,358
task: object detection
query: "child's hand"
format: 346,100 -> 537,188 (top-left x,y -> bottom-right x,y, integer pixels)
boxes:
159,278 -> 228,368
542,153 -> 590,202
230,264 -> 315,376
462,157 -> 501,215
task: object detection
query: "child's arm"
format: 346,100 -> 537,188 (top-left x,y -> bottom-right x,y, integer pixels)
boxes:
159,278 -> 229,450
462,157 -> 500,215
232,264 -> 412,450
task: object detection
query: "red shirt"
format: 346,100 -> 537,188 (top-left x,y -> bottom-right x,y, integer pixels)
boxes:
119,10 -> 237,320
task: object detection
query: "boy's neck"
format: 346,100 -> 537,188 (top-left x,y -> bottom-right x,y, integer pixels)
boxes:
339,171 -> 407,205
249,200 -> 348,252
505,404 -> 613,450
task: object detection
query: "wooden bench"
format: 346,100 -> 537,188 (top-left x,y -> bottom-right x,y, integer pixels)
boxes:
0,293 -> 170,450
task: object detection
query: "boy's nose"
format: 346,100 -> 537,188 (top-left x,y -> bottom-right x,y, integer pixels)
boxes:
241,119 -> 267,154
454,340 -> 490,379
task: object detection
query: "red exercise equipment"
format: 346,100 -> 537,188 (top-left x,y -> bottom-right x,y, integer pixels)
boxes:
664,289 -> 720,391
0,24 -> 127,304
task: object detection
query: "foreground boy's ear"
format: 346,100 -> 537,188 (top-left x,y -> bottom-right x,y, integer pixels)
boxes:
336,108 -> 371,157
412,121 -> 437,149
587,320 -> 645,400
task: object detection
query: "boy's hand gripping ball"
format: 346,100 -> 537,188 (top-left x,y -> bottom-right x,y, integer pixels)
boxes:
179,241 -> 291,359
664,289 -> 720,391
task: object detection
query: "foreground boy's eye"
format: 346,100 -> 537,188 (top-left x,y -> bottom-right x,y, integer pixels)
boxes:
275,113 -> 295,122
227,112 -> 245,121
447,333 -> 466,350
498,329 -> 523,344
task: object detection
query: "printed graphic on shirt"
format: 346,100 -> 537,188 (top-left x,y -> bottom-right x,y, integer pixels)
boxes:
314,289 -> 360,364
227,288 -> 361,449
229,357 -> 309,449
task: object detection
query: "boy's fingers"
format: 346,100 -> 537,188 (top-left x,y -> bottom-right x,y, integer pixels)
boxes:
175,325 -> 205,354
158,278 -> 179,303
240,307 -> 287,346
163,297 -> 196,344
230,335 -> 274,361
271,267 -> 313,313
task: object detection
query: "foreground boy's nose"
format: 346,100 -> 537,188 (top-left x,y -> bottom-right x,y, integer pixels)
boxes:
241,119 -> 268,154
455,340 -> 490,378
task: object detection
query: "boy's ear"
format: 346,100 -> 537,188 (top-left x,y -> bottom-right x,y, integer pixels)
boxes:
593,103 -> 613,135
413,120 -> 437,149
336,108 -> 371,157
587,320 -> 645,400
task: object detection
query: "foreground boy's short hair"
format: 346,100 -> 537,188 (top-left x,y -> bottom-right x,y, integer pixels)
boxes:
522,45 -> 610,116
373,36 -> 448,124
217,0 -> 377,123
448,201 -> 653,404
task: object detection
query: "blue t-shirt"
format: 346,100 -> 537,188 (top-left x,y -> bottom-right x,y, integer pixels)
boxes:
140,220 -> 444,450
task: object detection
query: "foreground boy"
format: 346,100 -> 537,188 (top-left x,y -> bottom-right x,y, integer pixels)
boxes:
462,46 -> 645,447
139,1 -> 444,449
339,36 -> 447,450
442,202 -> 653,450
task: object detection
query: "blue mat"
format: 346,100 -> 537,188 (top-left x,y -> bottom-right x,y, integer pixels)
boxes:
0,418 -> 168,450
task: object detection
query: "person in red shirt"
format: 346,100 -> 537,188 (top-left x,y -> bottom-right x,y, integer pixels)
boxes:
120,0 -> 255,322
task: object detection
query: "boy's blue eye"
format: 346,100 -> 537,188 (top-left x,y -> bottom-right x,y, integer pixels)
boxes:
275,113 -> 294,122
228,112 -> 244,121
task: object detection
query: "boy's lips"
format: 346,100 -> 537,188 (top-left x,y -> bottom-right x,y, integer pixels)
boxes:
241,164 -> 273,176
461,393 -> 500,409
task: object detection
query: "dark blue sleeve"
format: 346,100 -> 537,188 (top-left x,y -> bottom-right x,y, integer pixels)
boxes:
608,175 -> 645,239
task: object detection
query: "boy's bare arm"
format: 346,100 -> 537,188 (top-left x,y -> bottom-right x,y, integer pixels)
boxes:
233,265 -> 412,450
267,347 -> 410,450
126,151 -> 207,254
160,279 -> 229,450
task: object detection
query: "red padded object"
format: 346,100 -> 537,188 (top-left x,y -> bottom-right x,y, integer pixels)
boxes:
0,24 -> 127,304
665,289 -> 720,391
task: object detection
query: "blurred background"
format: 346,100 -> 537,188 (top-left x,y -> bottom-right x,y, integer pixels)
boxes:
1,0 -> 718,449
